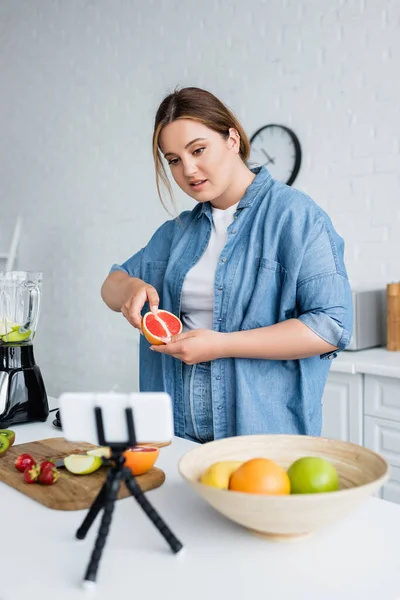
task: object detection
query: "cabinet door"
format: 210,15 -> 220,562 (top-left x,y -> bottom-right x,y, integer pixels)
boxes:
321,372 -> 363,444
364,374 -> 400,421
364,415 -> 400,468
364,415 -> 400,502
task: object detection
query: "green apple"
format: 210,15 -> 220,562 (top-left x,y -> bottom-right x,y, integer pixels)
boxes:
64,454 -> 102,475
287,456 -> 339,494
86,446 -> 111,458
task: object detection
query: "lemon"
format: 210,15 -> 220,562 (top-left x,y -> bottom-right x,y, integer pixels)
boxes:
87,447 -> 111,459
64,454 -> 102,475
200,460 -> 243,489
287,456 -> 339,494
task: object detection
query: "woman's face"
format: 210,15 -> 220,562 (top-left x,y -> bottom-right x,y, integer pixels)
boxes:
159,119 -> 241,203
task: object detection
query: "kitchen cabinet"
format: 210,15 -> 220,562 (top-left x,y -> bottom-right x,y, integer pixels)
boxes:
321,372 -> 363,444
364,374 -> 400,422
363,373 -> 400,502
323,353 -> 400,504
364,415 -> 400,501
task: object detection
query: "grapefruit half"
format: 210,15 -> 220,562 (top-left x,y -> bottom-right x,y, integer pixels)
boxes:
122,446 -> 160,475
142,310 -> 183,345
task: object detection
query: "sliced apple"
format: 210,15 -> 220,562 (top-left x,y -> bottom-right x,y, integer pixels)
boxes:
64,454 -> 102,475
86,446 -> 111,459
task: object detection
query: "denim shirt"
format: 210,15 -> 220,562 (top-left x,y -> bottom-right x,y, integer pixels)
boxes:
110,167 -> 353,438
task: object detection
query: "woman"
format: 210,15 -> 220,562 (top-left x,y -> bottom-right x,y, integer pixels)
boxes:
101,86 -> 353,443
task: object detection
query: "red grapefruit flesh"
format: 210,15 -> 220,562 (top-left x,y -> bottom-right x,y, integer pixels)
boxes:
142,310 -> 183,345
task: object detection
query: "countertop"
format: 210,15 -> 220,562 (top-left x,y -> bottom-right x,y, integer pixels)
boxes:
331,346 -> 400,378
1,411 -> 400,599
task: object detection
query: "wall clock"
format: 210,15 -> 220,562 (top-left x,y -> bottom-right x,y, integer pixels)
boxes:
249,124 -> 302,186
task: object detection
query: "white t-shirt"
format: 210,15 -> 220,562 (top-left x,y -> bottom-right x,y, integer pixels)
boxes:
181,202 -> 239,331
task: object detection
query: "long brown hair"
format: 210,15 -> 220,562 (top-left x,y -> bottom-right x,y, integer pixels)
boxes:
152,87 -> 250,212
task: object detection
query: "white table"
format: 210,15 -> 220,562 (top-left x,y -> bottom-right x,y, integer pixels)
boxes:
2,412 -> 400,600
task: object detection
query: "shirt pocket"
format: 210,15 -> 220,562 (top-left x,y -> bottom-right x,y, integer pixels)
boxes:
240,257 -> 286,330
144,260 -> 168,293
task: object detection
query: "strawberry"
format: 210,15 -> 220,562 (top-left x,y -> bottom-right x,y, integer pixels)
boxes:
39,460 -> 55,473
38,465 -> 59,485
23,464 -> 40,483
15,453 -> 36,473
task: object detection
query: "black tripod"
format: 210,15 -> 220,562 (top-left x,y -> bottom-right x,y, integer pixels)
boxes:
76,407 -> 183,587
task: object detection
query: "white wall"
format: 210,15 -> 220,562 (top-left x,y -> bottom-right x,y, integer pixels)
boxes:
1,0 -> 399,397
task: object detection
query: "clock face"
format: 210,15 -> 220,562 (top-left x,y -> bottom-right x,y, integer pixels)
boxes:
249,124 -> 302,186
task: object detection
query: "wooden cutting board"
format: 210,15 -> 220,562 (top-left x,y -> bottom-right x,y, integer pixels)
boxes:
0,437 -> 166,511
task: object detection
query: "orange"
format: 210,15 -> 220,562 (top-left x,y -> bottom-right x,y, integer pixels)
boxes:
122,446 -> 160,475
142,310 -> 183,345
229,458 -> 291,495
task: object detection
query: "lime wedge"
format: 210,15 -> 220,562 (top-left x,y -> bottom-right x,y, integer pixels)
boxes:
64,454 -> 102,475
87,447 -> 111,459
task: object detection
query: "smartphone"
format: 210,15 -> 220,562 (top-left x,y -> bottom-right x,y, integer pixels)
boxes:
58,392 -> 174,446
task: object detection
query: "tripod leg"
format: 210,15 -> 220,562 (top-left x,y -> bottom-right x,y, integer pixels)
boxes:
123,468 -> 183,554
76,467 -> 115,540
83,468 -> 122,586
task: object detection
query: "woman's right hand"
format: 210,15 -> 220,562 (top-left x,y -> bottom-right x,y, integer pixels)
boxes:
120,279 -> 160,331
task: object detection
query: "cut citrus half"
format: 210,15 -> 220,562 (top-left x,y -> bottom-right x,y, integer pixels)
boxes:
122,446 -> 160,475
142,310 -> 182,345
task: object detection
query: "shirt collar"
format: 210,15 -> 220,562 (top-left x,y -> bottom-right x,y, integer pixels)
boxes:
197,166 -> 272,219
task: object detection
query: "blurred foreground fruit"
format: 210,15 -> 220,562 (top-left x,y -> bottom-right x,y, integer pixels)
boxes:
15,453 -> 36,472
24,465 -> 40,484
39,460 -> 56,473
0,435 -> 10,456
287,457 -> 339,494
0,429 -> 15,447
122,446 -> 160,475
200,461 -> 243,489
87,446 -> 111,459
64,454 -> 102,475
142,310 -> 182,345
38,465 -> 60,485
229,458 -> 291,495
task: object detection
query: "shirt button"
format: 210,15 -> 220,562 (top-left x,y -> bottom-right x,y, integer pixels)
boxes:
221,257 -> 227,263
217,405 -> 222,410
217,317 -> 222,322
216,376 -> 221,380
218,286 -> 223,291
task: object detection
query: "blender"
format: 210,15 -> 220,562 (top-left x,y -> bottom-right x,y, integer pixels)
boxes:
0,271 -> 48,427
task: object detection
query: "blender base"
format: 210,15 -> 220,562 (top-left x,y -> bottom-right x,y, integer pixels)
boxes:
0,344 -> 49,428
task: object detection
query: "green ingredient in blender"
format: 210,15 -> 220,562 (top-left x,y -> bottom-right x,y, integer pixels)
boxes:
0,320 -> 20,336
0,328 -> 31,342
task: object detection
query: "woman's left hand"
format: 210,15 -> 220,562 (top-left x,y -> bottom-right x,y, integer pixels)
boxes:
150,329 -> 226,364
